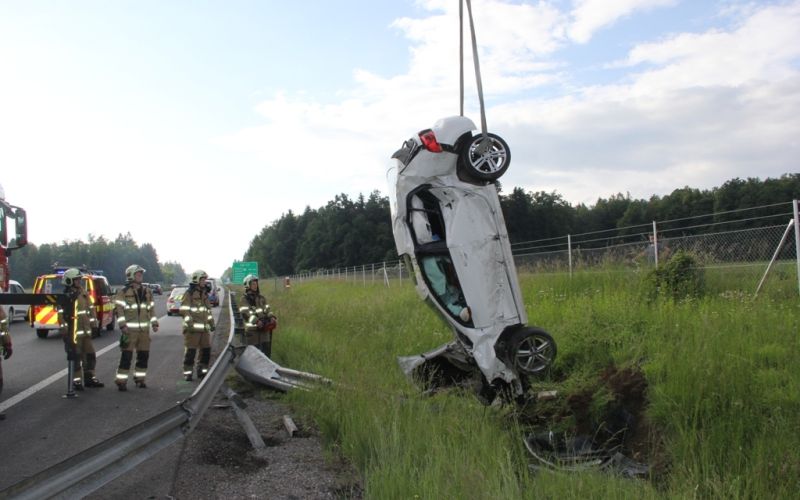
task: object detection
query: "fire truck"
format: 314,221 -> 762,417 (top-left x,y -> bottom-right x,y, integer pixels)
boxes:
0,183 -> 28,292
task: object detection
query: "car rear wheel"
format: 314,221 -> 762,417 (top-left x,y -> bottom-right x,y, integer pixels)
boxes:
458,132 -> 510,181
106,314 -> 115,331
36,329 -> 49,339
507,327 -> 556,376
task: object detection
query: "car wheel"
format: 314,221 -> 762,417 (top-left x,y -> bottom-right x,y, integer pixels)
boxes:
507,327 -> 556,376
36,329 -> 49,339
106,314 -> 115,331
458,132 -> 510,181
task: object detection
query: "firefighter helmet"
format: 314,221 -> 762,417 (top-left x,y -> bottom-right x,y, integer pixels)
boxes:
190,269 -> 208,284
125,264 -> 146,282
243,274 -> 258,288
62,268 -> 82,286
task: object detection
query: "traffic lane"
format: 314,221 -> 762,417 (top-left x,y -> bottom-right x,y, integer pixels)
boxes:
0,303 -> 226,491
0,294 -> 168,401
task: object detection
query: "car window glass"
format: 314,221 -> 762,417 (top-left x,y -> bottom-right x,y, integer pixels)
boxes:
420,255 -> 467,320
11,284 -> 24,293
42,277 -> 62,294
93,278 -> 110,296
408,190 -> 446,246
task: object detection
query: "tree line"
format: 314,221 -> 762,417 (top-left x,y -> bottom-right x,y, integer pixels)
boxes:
8,233 -> 187,288
243,174 -> 799,277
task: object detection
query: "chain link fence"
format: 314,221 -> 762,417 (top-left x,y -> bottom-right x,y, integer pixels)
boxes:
284,201 -> 800,293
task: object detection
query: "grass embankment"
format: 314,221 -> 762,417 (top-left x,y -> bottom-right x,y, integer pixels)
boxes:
260,266 -> 799,499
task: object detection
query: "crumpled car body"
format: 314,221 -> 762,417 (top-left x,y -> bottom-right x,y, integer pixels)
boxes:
388,116 -> 556,402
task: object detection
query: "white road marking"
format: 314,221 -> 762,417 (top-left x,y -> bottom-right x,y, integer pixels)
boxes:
0,314 -> 169,413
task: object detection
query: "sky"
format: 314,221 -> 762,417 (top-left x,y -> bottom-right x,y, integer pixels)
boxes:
1,0 -> 798,278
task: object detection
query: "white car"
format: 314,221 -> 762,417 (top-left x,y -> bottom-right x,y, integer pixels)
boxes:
389,116 -> 556,403
1,279 -> 27,323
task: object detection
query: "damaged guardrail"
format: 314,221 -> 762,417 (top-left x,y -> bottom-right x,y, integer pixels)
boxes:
235,345 -> 333,392
0,292 -> 240,500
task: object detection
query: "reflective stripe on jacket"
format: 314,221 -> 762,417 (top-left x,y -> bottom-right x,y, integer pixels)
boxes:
115,284 -> 158,331
180,285 -> 214,333
57,287 -> 97,341
238,291 -> 274,332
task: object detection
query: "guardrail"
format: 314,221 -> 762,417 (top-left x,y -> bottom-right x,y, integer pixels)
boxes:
1,291 -> 242,500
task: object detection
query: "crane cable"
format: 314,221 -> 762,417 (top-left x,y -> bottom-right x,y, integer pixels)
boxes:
460,0 -> 490,152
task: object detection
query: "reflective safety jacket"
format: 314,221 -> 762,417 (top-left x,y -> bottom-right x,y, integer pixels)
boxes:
115,284 -> 158,332
57,286 -> 97,343
180,285 -> 215,333
238,291 -> 275,333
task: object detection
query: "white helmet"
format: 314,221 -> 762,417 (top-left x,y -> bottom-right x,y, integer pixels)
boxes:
125,264 -> 145,282
191,269 -> 208,284
62,268 -> 82,286
242,274 -> 258,288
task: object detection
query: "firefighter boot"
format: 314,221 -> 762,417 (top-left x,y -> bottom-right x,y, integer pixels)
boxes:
135,378 -> 147,389
84,377 -> 105,388
117,381 -> 128,392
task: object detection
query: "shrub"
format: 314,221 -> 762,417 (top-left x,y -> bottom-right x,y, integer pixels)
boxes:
646,250 -> 705,300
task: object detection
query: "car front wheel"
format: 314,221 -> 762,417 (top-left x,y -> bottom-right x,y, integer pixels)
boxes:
507,327 -> 556,376
458,132 -> 511,181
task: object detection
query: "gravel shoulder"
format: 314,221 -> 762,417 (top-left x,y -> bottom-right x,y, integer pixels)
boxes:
89,293 -> 362,500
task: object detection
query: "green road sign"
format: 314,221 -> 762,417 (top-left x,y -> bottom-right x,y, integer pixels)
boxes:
232,261 -> 259,285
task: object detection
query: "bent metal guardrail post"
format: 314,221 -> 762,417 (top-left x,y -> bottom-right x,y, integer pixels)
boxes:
0,292 -> 240,500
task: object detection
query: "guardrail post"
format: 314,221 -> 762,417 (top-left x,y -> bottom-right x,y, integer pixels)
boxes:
794,200 -> 800,297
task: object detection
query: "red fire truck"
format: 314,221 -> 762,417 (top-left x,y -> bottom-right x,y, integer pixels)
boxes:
0,183 -> 28,292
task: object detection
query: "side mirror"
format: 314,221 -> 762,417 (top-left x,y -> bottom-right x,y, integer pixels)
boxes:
12,207 -> 27,249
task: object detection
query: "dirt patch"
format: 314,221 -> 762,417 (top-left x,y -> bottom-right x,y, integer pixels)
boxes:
171,386 -> 363,499
521,364 -> 668,480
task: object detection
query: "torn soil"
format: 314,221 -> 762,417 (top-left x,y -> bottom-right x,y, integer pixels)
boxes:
515,364 -> 669,482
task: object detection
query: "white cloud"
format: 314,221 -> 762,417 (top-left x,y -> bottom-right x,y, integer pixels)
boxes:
568,0 -> 677,44
219,0 -> 798,212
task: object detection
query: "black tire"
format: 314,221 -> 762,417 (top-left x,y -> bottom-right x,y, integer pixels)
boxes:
507,327 -> 556,376
106,314 -> 115,331
36,329 -> 49,339
458,132 -> 510,181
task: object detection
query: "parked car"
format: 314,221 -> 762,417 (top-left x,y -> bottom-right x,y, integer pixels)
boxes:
206,278 -> 219,307
166,286 -> 188,316
29,267 -> 116,339
149,283 -> 163,295
1,279 -> 27,323
389,115 -> 556,404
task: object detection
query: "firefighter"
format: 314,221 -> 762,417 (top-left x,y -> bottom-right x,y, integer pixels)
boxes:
114,265 -> 159,391
181,270 -> 215,381
0,306 -> 13,420
239,274 -> 277,357
58,268 -> 104,390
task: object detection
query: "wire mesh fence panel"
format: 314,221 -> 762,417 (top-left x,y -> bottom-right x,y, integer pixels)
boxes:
281,202 -> 799,289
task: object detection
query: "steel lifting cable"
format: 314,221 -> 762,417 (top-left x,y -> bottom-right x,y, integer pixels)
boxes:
460,0 -> 490,150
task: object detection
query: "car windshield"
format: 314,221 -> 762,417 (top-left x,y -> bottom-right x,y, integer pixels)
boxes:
169,287 -> 188,298
92,277 -> 110,296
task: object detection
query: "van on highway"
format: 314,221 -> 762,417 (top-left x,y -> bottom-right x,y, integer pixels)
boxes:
29,267 -> 116,338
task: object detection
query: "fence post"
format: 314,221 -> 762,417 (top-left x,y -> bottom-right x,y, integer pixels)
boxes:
399,261 -> 403,283
372,263 -> 375,284
794,200 -> 800,297
567,234 -> 573,277
383,262 -> 390,287
652,221 -> 659,268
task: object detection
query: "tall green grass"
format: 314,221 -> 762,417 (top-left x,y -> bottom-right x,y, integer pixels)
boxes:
261,267 -> 799,499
